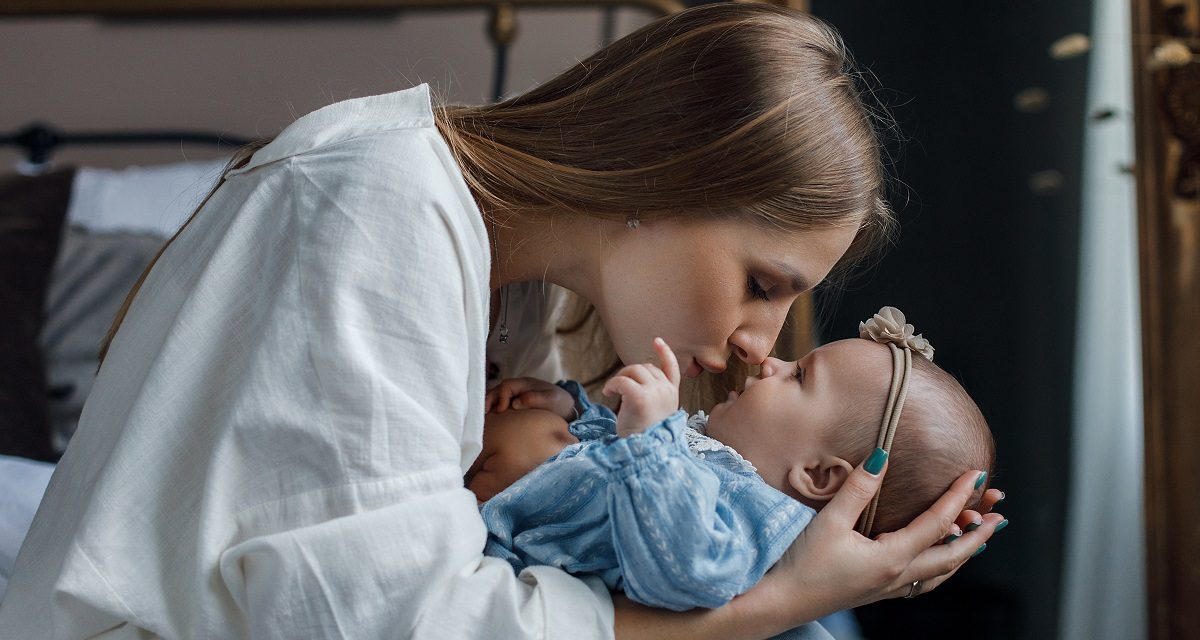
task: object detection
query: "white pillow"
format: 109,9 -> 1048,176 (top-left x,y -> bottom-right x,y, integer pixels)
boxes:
0,454 -> 55,602
67,158 -> 229,237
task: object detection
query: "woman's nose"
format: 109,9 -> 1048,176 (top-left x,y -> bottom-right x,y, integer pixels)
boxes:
729,329 -> 774,366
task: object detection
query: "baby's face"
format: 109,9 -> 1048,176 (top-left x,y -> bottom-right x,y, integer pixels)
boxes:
703,339 -> 892,495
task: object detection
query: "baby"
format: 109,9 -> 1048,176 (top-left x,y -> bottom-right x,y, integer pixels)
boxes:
470,307 -> 996,611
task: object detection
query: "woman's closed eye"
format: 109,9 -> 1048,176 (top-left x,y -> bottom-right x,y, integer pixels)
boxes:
792,365 -> 806,383
747,274 -> 770,302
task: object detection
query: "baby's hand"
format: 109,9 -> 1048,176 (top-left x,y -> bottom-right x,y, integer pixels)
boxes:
603,337 -> 681,438
485,377 -> 577,421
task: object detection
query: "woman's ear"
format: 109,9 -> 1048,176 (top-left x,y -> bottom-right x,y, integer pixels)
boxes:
787,456 -> 855,503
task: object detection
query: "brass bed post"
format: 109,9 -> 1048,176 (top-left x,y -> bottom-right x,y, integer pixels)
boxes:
0,0 -> 819,364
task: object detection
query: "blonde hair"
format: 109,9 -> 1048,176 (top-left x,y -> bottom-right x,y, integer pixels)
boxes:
103,4 -> 897,399
828,355 -> 996,537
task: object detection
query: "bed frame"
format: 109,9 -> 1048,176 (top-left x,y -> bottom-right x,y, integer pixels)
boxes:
0,0 -> 815,363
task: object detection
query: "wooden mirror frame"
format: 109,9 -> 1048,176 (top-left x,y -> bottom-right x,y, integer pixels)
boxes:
1130,0 -> 1200,638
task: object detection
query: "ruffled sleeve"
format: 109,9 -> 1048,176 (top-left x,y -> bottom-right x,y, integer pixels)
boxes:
583,412 -> 813,611
557,380 -> 617,441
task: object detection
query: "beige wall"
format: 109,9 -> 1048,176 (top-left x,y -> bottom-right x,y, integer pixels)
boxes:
0,8 -> 654,169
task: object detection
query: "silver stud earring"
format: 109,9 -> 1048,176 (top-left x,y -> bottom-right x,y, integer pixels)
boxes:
625,214 -> 640,230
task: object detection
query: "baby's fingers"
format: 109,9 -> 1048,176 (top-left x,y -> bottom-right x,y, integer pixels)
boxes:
485,387 -> 505,413
602,375 -> 639,399
495,385 -> 518,412
511,389 -> 552,411
614,364 -> 658,385
653,337 -> 680,385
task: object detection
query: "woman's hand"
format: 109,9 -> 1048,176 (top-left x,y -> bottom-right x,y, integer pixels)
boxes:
741,452 -> 1007,632
953,487 -> 1006,536
485,377 -> 576,421
602,337 -> 682,438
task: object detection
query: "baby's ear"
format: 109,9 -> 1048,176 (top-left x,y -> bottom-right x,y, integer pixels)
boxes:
787,456 -> 855,503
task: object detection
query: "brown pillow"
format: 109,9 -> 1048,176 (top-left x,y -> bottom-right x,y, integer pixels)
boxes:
0,168 -> 74,462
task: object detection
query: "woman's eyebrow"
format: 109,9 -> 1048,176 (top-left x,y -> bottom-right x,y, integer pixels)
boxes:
769,260 -> 812,293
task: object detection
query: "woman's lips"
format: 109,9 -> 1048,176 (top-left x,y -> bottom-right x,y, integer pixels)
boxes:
685,359 -> 727,378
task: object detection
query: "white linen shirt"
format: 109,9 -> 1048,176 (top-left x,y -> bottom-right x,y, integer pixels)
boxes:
0,84 -> 614,640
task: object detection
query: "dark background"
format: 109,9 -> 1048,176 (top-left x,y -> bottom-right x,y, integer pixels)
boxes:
802,2 -> 1094,638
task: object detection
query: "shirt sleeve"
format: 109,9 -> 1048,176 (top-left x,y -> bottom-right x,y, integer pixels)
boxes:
586,413 -> 809,611
557,380 -> 617,441
216,153 -> 613,639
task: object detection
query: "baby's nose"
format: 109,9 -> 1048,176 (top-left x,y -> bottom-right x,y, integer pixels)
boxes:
758,357 -> 789,378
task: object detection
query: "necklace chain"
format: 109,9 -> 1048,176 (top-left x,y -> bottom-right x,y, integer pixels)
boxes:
490,216 -> 510,343
499,282 -> 509,343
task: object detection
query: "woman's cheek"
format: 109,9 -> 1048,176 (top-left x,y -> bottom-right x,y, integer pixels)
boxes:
685,282 -> 738,348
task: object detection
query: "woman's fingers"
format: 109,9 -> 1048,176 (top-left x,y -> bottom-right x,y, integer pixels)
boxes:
819,448 -> 889,530
978,487 -> 1005,514
954,510 -> 983,532
892,512 -> 1005,594
953,488 -> 1003,536
882,470 -> 989,557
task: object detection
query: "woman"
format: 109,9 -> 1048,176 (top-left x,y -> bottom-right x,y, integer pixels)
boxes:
0,4 -> 1004,638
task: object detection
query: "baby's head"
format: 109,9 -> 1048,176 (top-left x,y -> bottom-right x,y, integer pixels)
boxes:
703,313 -> 994,537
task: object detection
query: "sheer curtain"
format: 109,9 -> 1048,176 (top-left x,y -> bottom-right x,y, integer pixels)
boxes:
1059,0 -> 1146,637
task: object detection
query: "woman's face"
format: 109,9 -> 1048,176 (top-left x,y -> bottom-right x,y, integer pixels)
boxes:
594,217 -> 858,375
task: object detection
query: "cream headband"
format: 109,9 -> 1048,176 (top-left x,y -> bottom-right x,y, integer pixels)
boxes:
855,306 -> 935,536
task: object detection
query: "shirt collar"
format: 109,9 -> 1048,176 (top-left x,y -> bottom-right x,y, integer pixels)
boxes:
229,83 -> 434,176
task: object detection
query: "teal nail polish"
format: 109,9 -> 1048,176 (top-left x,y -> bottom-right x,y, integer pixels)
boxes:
971,543 -> 987,558
974,472 -> 988,489
941,533 -> 961,544
994,519 -> 1009,533
966,522 -> 981,532
864,448 -> 888,475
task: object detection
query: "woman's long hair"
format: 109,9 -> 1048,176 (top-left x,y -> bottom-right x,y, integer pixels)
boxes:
435,3 -> 897,406
103,3 -> 897,409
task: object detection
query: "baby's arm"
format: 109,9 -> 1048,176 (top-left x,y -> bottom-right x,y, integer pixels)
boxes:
595,339 -> 812,610
586,413 -> 813,611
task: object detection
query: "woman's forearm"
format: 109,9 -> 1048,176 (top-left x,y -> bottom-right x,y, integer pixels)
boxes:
613,573 -> 817,640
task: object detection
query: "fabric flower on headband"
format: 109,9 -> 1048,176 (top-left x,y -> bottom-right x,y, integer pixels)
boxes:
859,306 -> 936,361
